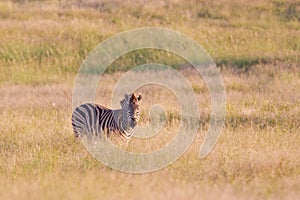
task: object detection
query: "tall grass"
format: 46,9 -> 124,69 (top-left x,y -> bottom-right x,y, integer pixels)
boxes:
0,1 -> 299,199
0,0 -> 299,85
0,65 -> 299,199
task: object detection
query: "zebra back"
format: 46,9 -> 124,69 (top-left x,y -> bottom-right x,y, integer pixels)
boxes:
72,103 -> 111,138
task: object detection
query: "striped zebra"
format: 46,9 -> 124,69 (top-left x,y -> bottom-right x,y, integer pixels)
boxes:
71,93 -> 142,141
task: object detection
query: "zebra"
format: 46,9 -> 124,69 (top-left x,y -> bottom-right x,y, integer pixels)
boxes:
71,93 -> 142,141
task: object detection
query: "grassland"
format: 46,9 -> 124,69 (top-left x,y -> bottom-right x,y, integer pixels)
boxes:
0,0 -> 300,199
0,0 -> 299,84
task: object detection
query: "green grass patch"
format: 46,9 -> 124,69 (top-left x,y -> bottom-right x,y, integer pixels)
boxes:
0,0 -> 299,85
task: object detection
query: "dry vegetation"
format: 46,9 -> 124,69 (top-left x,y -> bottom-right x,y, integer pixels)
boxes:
0,0 -> 299,199
0,0 -> 299,84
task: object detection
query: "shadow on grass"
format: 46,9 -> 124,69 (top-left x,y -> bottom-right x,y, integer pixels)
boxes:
216,57 -> 270,69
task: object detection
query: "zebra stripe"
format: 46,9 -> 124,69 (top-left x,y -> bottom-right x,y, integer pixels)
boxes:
71,93 -> 142,140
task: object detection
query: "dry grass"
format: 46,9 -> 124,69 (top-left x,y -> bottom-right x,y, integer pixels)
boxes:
1,65 -> 300,199
0,0 -> 299,84
1,0 -> 300,199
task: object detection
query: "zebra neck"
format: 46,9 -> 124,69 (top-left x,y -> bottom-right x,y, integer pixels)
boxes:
112,109 -> 132,132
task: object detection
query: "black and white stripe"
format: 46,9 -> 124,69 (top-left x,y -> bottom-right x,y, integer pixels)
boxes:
71,93 -> 142,140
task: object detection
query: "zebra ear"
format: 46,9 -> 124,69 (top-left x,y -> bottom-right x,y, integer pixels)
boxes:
137,93 -> 142,101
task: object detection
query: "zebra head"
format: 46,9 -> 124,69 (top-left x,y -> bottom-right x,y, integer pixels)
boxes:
120,93 -> 142,128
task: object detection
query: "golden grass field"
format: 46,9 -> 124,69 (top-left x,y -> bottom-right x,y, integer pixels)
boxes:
0,0 -> 300,199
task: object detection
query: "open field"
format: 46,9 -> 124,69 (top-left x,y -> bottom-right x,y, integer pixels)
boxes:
0,0 -> 299,84
0,0 -> 300,199
1,65 -> 299,199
